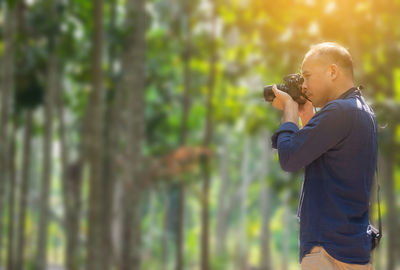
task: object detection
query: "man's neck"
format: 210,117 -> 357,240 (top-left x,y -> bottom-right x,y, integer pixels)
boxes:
330,81 -> 355,101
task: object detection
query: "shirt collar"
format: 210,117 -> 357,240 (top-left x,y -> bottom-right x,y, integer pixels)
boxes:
337,86 -> 362,100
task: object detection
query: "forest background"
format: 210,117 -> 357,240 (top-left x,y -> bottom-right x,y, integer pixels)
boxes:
0,0 -> 399,269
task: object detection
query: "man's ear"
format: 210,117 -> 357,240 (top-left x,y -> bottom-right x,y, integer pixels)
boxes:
329,64 -> 339,80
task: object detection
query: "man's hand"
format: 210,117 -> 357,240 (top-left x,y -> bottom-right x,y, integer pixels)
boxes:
271,84 -> 295,110
271,85 -> 299,127
299,100 -> 314,127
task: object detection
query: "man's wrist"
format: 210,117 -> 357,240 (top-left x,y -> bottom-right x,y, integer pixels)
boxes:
284,99 -> 298,109
282,100 -> 299,127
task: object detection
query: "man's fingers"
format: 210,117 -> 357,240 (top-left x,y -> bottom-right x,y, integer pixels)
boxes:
273,84 -> 287,97
272,84 -> 278,94
272,84 -> 280,101
271,85 -> 283,110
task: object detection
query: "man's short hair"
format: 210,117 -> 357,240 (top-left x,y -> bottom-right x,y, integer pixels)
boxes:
305,42 -> 353,77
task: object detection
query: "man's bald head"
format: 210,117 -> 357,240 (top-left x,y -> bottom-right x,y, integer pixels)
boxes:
303,42 -> 353,78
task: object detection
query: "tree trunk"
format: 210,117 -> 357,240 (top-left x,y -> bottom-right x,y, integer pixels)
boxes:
260,182 -> 272,270
259,132 -> 272,270
100,0 -> 118,267
237,138 -> 250,270
15,109 -> 33,270
86,0 -> 107,269
0,3 -> 16,266
175,184 -> 185,270
175,2 -> 192,269
107,1 -> 124,264
101,90 -> 115,270
55,64 -> 83,270
281,190 -> 290,270
64,162 -> 83,270
109,79 -> 125,268
161,189 -> 171,270
35,52 -> 57,270
215,128 -> 231,256
6,118 -> 17,270
380,136 -> 397,270
200,6 -> 217,270
371,151 -> 385,270
119,0 -> 146,269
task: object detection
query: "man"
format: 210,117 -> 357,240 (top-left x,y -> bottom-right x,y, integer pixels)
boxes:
270,42 -> 377,270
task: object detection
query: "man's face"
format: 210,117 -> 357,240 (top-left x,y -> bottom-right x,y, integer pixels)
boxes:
301,54 -> 331,107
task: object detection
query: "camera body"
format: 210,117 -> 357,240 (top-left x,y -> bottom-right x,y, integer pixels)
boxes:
263,73 -> 306,104
367,224 -> 382,251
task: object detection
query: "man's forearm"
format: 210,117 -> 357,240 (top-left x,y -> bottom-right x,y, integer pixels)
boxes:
282,100 -> 299,127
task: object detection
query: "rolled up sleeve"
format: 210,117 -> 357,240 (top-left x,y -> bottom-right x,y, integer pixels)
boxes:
271,122 -> 299,149
270,102 -> 350,172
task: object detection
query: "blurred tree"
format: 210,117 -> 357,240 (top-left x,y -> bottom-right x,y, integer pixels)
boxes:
0,2 -> 16,266
12,0 -> 46,269
237,138 -> 251,270
200,2 -> 217,270
175,0 -> 193,267
86,0 -> 108,269
36,48 -> 57,270
6,118 -> 17,270
259,131 -> 272,270
57,57 -> 83,270
34,0 -> 65,267
118,0 -> 146,269
215,127 -> 232,259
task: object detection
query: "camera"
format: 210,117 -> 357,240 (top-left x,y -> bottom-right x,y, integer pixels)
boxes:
367,224 -> 382,251
263,73 -> 308,104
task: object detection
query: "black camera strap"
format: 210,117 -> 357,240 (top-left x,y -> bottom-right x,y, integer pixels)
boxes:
375,164 -> 382,239
349,85 -> 382,243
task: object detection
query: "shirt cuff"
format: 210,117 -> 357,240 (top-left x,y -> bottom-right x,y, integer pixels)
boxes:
271,122 -> 299,149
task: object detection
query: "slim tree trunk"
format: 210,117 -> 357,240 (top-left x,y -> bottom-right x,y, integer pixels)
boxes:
109,73 -> 125,268
237,138 -> 250,270
381,133 -> 396,270
175,2 -> 192,269
260,132 -> 272,270
0,3 -> 16,266
175,103 -> 186,269
101,88 -> 115,270
86,0 -> 106,269
105,1 -> 123,266
161,190 -> 171,270
281,190 -> 290,270
372,151 -> 385,270
119,0 -> 146,269
101,0 -> 118,266
64,161 -> 83,270
6,118 -> 17,270
56,65 -> 83,270
35,52 -> 57,270
14,1 -> 30,269
200,5 -> 217,270
215,128 -> 231,256
260,181 -> 272,270
15,110 -> 33,270
99,88 -> 114,270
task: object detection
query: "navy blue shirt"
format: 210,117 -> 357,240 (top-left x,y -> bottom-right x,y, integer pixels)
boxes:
271,88 -> 378,264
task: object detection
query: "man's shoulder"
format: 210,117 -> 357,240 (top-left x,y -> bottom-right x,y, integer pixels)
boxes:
314,98 -> 363,124
317,100 -> 345,116
323,95 -> 374,115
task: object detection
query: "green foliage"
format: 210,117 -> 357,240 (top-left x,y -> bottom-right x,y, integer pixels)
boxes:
14,47 -> 46,111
